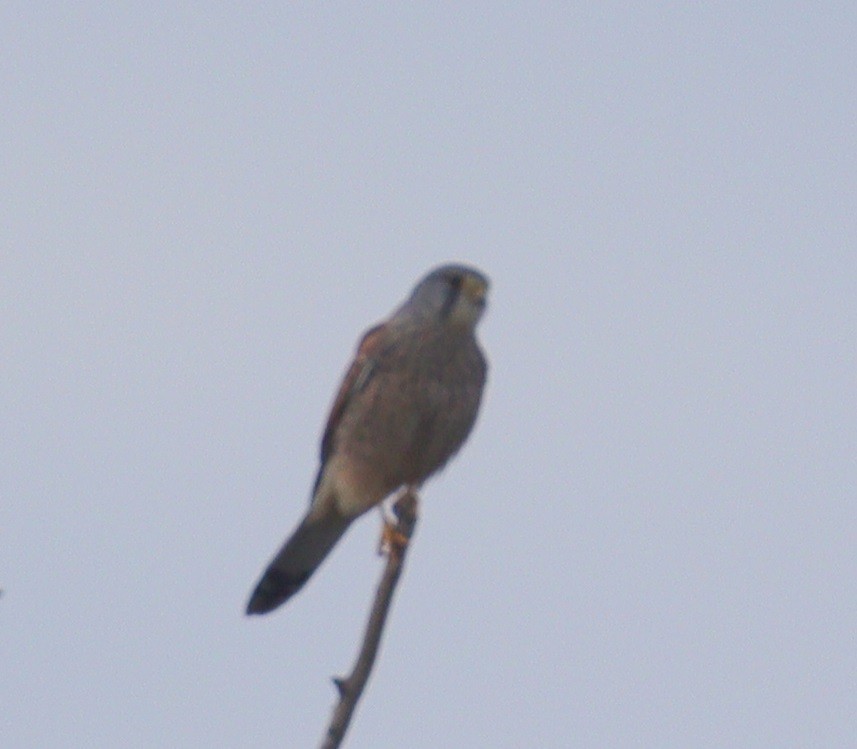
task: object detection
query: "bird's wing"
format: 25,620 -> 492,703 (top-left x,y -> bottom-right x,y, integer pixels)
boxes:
316,322 -> 387,476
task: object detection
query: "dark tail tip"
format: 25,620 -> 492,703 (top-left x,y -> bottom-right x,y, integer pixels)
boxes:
246,567 -> 311,615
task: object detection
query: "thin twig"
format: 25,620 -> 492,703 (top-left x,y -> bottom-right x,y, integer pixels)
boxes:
319,488 -> 419,749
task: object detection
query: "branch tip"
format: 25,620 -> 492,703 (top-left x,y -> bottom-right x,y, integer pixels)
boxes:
318,489 -> 420,748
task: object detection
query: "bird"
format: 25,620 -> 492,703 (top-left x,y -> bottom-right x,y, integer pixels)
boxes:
246,263 -> 489,615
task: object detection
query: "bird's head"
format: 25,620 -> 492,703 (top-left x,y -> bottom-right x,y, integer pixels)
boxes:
403,264 -> 490,329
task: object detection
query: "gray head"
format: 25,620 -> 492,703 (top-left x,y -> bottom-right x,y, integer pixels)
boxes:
397,264 -> 490,329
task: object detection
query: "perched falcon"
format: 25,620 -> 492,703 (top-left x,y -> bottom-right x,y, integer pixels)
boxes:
246,264 -> 489,615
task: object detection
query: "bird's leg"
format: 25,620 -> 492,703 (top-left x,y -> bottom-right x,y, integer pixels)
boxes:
376,503 -> 390,555
375,499 -> 395,555
377,486 -> 419,557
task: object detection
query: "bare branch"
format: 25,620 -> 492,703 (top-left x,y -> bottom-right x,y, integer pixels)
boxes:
319,488 -> 419,749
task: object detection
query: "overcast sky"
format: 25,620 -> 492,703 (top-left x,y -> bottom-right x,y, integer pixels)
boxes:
2,4 -> 855,747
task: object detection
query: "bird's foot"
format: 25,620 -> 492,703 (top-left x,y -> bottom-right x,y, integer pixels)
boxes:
378,519 -> 410,557
377,487 -> 419,557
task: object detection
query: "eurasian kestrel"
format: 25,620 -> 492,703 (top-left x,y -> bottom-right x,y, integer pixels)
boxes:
246,264 -> 489,615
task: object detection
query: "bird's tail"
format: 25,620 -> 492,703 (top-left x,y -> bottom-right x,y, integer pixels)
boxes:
246,510 -> 351,615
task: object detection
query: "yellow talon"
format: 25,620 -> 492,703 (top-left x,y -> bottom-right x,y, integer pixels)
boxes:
378,520 -> 410,557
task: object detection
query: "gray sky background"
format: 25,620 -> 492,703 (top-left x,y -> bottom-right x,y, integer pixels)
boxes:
2,4 -> 855,747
